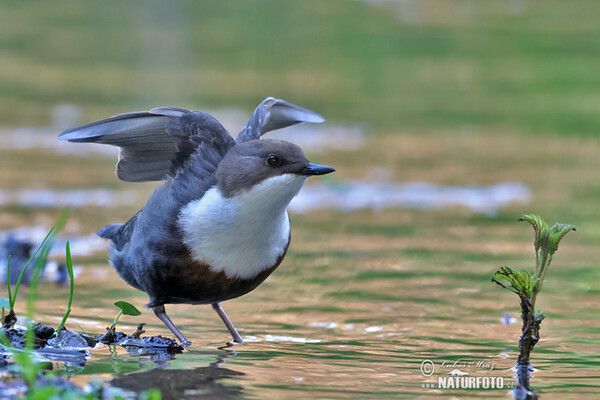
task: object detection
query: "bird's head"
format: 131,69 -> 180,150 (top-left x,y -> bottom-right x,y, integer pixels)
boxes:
216,139 -> 334,206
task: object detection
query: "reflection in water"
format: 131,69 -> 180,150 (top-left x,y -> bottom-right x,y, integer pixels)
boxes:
110,351 -> 243,400
123,344 -> 180,365
512,364 -> 538,400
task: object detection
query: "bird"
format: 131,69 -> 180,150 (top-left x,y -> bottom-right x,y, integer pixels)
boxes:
59,97 -> 334,346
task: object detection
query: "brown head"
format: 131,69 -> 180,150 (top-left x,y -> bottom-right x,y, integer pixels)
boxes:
216,139 -> 334,198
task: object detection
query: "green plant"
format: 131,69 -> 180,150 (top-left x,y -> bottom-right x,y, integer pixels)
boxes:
3,229 -> 54,329
110,301 -> 141,330
0,224 -> 57,395
491,214 -> 575,368
0,222 -> 160,399
3,210 -> 70,330
57,242 -> 75,334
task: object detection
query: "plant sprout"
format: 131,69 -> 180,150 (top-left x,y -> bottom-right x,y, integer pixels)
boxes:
491,214 -> 575,391
111,301 -> 141,330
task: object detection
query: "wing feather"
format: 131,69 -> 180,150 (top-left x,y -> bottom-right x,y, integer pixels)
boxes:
59,108 -> 234,182
236,97 -> 325,143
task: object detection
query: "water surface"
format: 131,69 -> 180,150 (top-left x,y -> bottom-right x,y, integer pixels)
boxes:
2,129 -> 599,399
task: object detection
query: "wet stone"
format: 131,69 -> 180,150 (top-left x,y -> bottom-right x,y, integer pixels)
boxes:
121,335 -> 184,353
33,322 -> 55,340
95,328 -> 128,345
2,327 -> 26,348
48,329 -> 96,349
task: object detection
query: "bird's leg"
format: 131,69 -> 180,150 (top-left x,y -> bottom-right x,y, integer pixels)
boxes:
153,304 -> 192,348
212,303 -> 244,344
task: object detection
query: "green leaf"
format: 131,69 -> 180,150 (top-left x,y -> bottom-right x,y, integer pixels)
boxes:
548,223 -> 576,256
518,214 -> 549,254
58,241 -> 76,333
491,266 -> 538,299
114,301 -> 141,316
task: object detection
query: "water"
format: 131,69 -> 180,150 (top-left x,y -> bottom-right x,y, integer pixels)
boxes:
19,246 -> 600,399
1,127 -> 599,399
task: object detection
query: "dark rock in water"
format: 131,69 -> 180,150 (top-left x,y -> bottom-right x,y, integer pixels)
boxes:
0,323 -> 59,349
122,335 -> 184,352
48,329 -> 96,349
33,322 -> 55,341
2,309 -> 17,329
95,325 -> 183,353
95,327 -> 128,345
2,327 -> 26,348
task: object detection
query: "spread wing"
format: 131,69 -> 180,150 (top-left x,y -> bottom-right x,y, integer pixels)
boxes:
236,97 -> 325,143
59,108 -> 235,182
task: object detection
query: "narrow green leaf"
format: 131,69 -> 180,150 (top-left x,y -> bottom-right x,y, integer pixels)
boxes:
76,324 -> 88,335
58,241 -> 76,333
6,255 -> 12,306
114,301 -> 141,316
11,227 -> 54,310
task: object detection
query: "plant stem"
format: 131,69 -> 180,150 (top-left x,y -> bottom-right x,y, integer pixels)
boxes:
517,298 -> 538,366
532,253 -> 554,309
111,310 -> 122,329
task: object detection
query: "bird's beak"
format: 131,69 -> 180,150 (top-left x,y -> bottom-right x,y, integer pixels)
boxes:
301,163 -> 335,176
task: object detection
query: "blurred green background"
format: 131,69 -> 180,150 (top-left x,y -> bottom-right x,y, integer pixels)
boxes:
1,1 -> 600,398
2,0 -> 600,135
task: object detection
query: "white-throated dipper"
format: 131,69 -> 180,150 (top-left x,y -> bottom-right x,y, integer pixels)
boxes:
59,97 -> 334,346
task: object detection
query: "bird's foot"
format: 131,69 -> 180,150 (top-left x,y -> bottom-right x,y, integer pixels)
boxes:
232,335 -> 244,345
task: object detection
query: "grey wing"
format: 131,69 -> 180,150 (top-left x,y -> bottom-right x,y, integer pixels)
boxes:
59,108 -> 235,182
236,97 -> 325,143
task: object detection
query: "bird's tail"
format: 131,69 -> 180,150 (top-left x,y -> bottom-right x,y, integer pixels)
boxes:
97,224 -> 124,239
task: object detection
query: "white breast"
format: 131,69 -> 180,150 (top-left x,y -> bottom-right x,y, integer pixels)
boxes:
178,174 -> 307,279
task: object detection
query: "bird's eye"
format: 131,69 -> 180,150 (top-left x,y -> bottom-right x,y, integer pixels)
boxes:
266,154 -> 283,168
